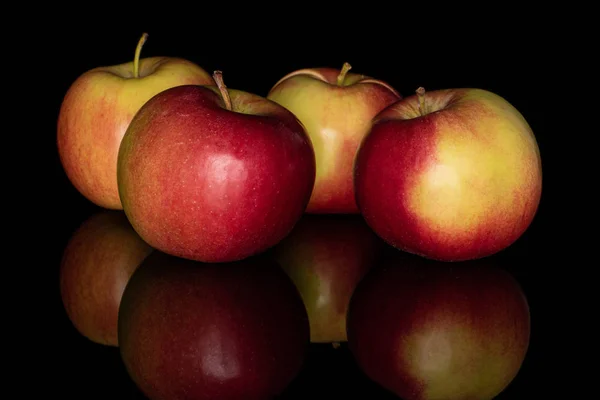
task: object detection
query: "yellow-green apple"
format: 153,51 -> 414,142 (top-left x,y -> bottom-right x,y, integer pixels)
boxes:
118,251 -> 309,400
57,32 -> 214,210
347,250 -> 530,400
59,210 -> 153,346
269,214 -> 384,344
117,72 -> 316,263
354,87 -> 543,261
267,62 -> 401,214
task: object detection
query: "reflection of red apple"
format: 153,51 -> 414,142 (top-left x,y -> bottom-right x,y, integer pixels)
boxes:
118,251 -> 310,400
117,72 -> 316,263
354,87 -> 542,261
347,250 -> 530,400
269,214 -> 384,344
59,210 -> 153,346
267,62 -> 400,214
57,33 -> 215,210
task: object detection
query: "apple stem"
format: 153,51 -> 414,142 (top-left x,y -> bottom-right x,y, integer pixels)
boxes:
213,71 -> 233,111
133,33 -> 149,79
416,86 -> 427,116
336,62 -> 352,86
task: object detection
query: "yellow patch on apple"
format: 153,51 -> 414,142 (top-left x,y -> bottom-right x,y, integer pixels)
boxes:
407,90 -> 542,241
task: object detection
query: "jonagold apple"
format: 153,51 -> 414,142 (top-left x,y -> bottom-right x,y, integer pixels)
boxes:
268,62 -> 401,214
117,71 -> 316,263
354,87 -> 542,261
57,33 -> 215,209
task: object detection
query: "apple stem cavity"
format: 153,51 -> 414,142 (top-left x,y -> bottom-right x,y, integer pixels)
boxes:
133,33 -> 149,79
213,70 -> 233,111
416,86 -> 427,116
336,62 -> 352,86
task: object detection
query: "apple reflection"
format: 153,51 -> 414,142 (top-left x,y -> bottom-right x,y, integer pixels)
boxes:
56,212 -> 532,399
346,248 -> 531,400
59,209 -> 154,346
117,251 -> 310,400
268,213 -> 386,345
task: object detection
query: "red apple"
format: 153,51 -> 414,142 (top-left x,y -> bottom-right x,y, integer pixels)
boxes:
269,214 -> 384,344
117,72 -> 316,263
57,33 -> 215,210
59,210 -> 153,346
118,251 -> 310,400
267,62 -> 401,214
354,87 -> 543,261
347,250 -> 530,400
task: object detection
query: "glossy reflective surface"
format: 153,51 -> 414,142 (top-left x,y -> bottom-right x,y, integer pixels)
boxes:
49,198 -> 545,398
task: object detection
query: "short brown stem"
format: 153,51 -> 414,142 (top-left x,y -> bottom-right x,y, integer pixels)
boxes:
133,33 -> 149,79
213,71 -> 233,111
336,62 -> 352,86
416,86 -> 427,116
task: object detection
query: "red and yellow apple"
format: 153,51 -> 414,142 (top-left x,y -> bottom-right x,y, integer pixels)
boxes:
117,72 -> 316,263
354,87 -> 543,261
59,210 -> 153,346
57,32 -> 214,210
119,251 -> 309,400
347,250 -> 531,400
269,214 -> 384,344
267,62 -> 401,214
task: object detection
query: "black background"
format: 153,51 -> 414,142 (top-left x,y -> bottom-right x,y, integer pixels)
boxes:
25,12 -> 573,399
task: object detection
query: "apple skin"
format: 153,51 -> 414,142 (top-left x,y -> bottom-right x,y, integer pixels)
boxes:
118,251 -> 310,400
117,84 -> 316,263
354,88 -> 542,261
269,214 -> 385,344
57,47 -> 215,210
59,210 -> 153,346
346,250 -> 530,400
267,63 -> 401,214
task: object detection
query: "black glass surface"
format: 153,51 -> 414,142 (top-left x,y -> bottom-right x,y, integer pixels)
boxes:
39,24 -> 562,399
